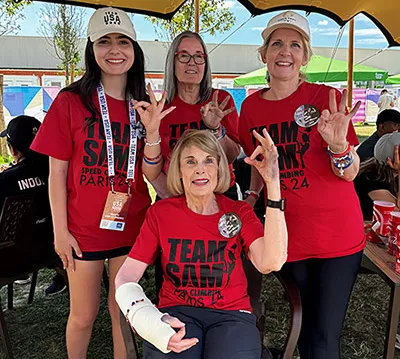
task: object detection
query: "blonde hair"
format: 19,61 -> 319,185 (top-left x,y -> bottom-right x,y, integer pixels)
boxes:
167,130 -> 230,196
258,30 -> 313,82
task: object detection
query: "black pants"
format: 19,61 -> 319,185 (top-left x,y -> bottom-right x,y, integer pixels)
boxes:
280,250 -> 363,359
143,306 -> 261,359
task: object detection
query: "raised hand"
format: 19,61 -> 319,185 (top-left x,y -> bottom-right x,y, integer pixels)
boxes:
317,89 -> 360,153
200,90 -> 235,130
132,83 -> 175,136
244,129 -> 279,184
162,314 -> 199,353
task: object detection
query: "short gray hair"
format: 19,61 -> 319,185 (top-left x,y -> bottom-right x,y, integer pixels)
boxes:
164,31 -> 212,104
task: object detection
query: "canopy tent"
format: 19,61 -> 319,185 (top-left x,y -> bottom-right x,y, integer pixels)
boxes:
386,75 -> 400,85
233,55 -> 388,87
34,0 -> 400,46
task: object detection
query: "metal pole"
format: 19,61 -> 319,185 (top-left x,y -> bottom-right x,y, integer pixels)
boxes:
194,0 -> 200,33
347,19 -> 354,109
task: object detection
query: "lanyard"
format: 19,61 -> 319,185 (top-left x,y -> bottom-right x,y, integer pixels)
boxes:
97,83 -> 137,193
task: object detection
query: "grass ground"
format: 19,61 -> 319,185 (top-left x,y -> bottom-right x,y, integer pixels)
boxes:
1,268 -> 398,359
354,123 -> 376,144
0,122 -> 391,359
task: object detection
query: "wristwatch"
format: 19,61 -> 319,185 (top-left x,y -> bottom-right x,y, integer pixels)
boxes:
267,198 -> 286,211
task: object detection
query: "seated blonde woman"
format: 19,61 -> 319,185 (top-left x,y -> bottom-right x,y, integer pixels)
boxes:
115,130 -> 287,359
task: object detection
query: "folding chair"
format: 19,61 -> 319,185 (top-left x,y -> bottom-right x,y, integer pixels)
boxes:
0,194 -> 57,359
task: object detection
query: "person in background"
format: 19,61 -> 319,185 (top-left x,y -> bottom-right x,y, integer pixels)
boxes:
0,115 -> 65,291
357,109 -> 400,162
378,89 -> 395,114
238,11 -> 365,359
355,132 -> 400,220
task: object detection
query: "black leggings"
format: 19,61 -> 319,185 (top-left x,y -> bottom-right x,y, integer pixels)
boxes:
280,250 -> 363,359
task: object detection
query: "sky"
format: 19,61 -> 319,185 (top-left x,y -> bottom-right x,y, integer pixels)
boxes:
16,0 -> 392,50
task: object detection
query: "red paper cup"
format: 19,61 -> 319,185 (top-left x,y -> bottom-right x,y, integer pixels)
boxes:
373,201 -> 396,237
365,223 -> 382,243
388,212 -> 400,255
396,225 -> 400,273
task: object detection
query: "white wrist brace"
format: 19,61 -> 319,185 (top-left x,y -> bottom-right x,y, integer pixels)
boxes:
115,282 -> 176,353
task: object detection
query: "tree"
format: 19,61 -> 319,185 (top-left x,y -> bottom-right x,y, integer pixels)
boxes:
0,0 -> 31,157
146,0 -> 236,43
39,4 -> 86,86
0,0 -> 31,37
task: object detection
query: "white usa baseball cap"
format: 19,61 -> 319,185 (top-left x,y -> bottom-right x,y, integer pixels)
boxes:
261,11 -> 310,42
87,7 -> 137,42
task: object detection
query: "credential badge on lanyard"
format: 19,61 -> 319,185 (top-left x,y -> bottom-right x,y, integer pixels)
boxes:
97,83 -> 138,231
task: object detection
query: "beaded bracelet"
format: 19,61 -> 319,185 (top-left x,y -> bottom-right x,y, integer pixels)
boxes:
144,153 -> 162,162
327,142 -> 350,157
143,156 -> 162,165
145,137 -> 162,147
243,190 -> 260,201
207,125 -> 221,135
327,147 -> 353,176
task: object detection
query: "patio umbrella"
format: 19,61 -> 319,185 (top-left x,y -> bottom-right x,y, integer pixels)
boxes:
35,0 -> 400,46
386,74 -> 400,85
233,55 -> 388,87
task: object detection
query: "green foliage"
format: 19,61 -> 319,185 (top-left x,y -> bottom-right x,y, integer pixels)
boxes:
3,0 -> 31,15
146,0 -> 236,42
0,0 -> 31,37
0,154 -> 12,164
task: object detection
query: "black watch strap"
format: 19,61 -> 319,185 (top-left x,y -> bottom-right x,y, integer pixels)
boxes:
267,198 -> 286,211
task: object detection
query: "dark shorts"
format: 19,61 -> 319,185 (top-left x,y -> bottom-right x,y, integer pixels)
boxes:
143,305 -> 261,359
72,246 -> 131,261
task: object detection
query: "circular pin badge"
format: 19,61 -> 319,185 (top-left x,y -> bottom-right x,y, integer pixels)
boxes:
218,212 -> 242,238
294,104 -> 320,128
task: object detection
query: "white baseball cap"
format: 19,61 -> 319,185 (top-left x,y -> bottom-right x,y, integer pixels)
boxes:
261,11 -> 310,42
374,132 -> 400,163
87,7 -> 137,42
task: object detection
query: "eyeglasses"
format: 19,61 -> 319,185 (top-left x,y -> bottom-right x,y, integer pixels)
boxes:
175,51 -> 207,65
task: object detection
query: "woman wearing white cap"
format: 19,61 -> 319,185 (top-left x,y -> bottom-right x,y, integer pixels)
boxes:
239,11 -> 365,359
32,7 -> 172,358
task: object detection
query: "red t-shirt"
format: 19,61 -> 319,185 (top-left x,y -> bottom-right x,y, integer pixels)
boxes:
129,194 -> 264,311
31,91 -> 151,252
239,82 -> 365,262
160,89 -> 239,186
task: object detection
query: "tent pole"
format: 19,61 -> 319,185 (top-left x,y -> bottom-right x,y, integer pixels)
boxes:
347,19 -> 354,108
195,0 -> 200,33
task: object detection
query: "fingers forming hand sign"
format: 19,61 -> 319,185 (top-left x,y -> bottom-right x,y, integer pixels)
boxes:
387,145 -> 400,172
200,90 -> 235,130
132,84 -> 175,135
162,314 -> 199,353
317,89 -> 360,152
244,129 -> 279,184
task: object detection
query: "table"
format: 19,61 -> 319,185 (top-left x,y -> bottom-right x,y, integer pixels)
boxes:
363,240 -> 400,359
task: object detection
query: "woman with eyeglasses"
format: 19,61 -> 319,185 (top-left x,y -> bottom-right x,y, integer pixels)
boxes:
145,31 -> 241,200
